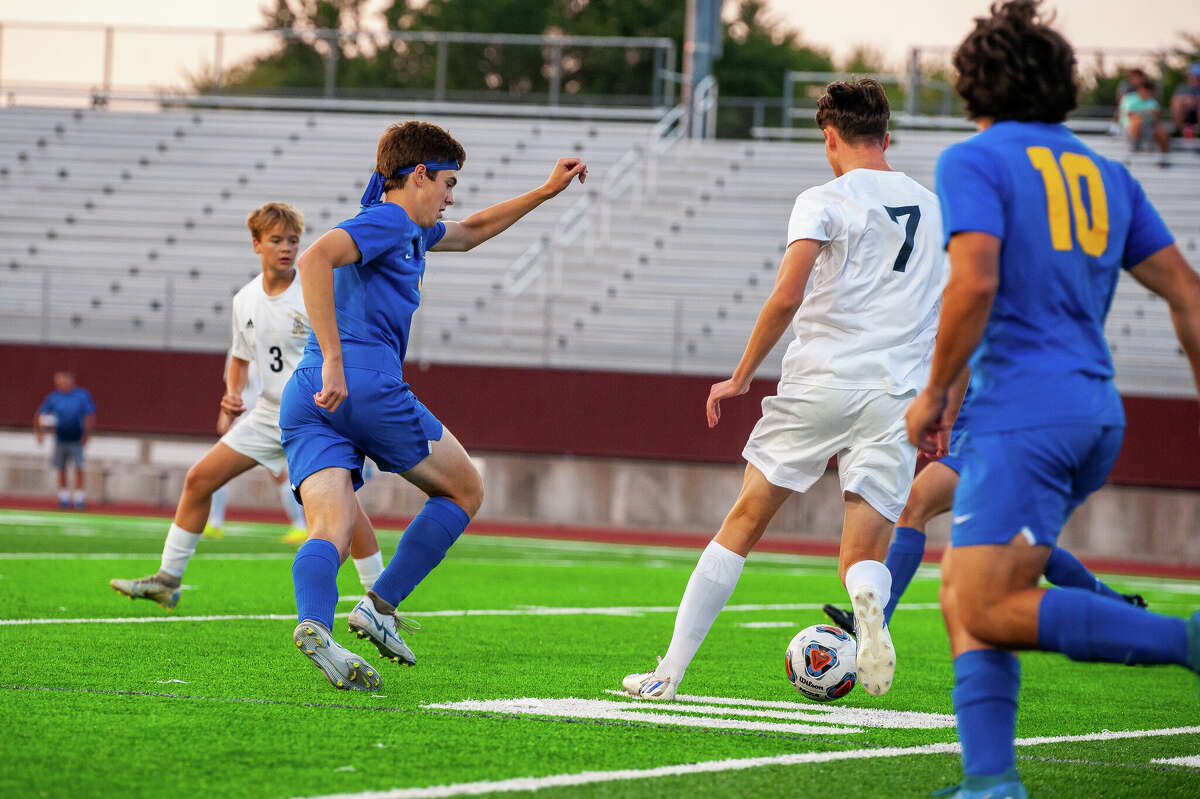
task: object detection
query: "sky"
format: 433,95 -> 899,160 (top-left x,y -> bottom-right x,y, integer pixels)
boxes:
0,0 -> 1197,91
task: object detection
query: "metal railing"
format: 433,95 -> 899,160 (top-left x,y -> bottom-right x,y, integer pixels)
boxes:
0,21 -> 677,107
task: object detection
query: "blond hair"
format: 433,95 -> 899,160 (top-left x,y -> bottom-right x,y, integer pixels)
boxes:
246,202 -> 304,240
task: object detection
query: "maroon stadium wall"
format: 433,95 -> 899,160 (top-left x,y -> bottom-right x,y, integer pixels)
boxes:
4,343 -> 1198,488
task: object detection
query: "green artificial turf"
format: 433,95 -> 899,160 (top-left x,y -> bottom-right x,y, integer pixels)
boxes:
0,509 -> 1197,798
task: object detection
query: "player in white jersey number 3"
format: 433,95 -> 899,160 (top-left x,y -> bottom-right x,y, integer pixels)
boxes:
623,79 -> 947,700
111,203 -> 385,610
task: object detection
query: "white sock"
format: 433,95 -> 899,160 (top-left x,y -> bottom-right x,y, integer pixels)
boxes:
844,559 -> 893,613
208,484 -> 228,528
353,551 -> 384,591
160,523 -> 201,578
657,540 -> 746,683
279,482 -> 306,530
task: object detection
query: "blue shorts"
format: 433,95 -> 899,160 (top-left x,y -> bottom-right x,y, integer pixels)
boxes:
52,441 -> 84,470
937,424 -> 968,475
279,366 -> 444,500
950,424 -> 1123,548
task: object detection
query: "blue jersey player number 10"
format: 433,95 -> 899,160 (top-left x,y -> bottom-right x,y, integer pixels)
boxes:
1026,146 -> 1108,256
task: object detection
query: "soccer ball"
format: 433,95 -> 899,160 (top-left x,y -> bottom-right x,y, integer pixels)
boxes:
784,624 -> 857,702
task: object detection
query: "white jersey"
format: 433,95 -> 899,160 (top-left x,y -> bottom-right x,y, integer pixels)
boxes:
228,274 -> 310,410
781,169 -> 947,394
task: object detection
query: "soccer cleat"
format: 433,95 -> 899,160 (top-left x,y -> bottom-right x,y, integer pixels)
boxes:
202,524 -> 224,540
347,598 -> 418,666
282,528 -> 307,546
851,586 -> 895,696
932,769 -> 1028,799
621,662 -> 677,701
822,603 -> 856,637
109,573 -> 181,610
292,620 -> 381,691
1122,593 -> 1147,609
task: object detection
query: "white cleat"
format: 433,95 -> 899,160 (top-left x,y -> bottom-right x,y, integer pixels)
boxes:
851,586 -> 895,696
293,620 -> 381,691
347,598 -> 418,666
621,666 -> 677,700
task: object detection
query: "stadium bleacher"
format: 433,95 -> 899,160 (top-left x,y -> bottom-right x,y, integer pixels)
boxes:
1,105 -> 1196,395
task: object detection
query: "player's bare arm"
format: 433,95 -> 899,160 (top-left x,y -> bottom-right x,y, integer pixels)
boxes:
936,367 -> 972,457
706,239 -> 819,428
1128,243 -> 1200,429
906,231 -> 1000,454
221,356 -> 250,420
297,228 -> 362,413
433,157 -> 588,253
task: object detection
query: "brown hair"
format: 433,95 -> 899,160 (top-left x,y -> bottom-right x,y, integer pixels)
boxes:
377,121 -> 466,192
815,78 -> 890,144
952,0 -> 1078,122
246,202 -> 304,240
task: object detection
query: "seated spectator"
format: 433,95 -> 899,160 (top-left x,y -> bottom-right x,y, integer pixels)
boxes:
1171,62 -> 1200,139
1119,77 -> 1170,163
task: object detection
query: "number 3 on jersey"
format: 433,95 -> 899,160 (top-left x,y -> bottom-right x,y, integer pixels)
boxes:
1026,146 -> 1109,256
268,345 -> 283,372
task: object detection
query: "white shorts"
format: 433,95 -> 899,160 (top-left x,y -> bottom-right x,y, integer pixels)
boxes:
742,383 -> 917,522
219,403 -> 286,476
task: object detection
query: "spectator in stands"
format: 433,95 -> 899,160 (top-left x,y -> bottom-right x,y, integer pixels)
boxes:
34,371 -> 95,509
1171,62 -> 1200,139
1119,76 -> 1170,164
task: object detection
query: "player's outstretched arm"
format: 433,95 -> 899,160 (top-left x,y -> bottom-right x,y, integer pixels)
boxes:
906,232 -> 999,454
297,228 -> 362,413
1129,244 -> 1200,418
433,157 -> 587,252
707,239 -> 819,428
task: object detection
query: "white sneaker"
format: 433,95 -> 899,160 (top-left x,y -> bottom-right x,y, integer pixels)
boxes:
347,597 -> 418,665
293,620 -> 381,691
621,661 -> 677,700
851,586 -> 895,696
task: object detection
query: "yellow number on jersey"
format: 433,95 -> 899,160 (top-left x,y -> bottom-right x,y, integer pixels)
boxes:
1026,147 -> 1110,257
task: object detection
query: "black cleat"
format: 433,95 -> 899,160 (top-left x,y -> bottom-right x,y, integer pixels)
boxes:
1122,593 -> 1147,609
822,603 -> 856,637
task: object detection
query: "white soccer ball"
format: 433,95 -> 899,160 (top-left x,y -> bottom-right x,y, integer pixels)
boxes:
784,623 -> 857,702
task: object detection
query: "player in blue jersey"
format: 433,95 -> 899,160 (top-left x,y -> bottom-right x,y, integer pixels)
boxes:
280,120 -> 587,690
904,3 -> 1200,797
822,375 -> 1146,637
35,371 -> 95,509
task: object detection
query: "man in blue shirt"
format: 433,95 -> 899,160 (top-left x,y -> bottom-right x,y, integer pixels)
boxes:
905,2 -> 1200,797
280,120 -> 587,690
34,371 -> 95,509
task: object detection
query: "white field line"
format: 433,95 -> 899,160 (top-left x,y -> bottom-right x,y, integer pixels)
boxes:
293,725 -> 1200,799
0,603 -> 942,627
1152,754 -> 1200,767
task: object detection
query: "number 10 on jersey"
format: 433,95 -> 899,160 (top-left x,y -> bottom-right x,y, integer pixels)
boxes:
1026,146 -> 1110,257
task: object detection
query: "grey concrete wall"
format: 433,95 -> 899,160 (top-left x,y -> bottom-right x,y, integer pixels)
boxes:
3,433 -> 1197,564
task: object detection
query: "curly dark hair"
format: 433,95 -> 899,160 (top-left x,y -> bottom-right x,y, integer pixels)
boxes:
377,120 -> 466,192
952,0 -> 1077,122
814,78 -> 890,144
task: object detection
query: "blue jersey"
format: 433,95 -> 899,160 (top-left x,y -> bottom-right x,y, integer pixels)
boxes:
39,387 -> 95,442
935,121 -> 1173,433
297,203 -> 446,380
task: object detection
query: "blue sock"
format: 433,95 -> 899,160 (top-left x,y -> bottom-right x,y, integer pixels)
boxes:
1038,587 -> 1187,665
372,497 -> 470,607
883,526 -> 926,625
953,649 -> 1019,778
292,538 -> 340,630
1043,546 -> 1124,601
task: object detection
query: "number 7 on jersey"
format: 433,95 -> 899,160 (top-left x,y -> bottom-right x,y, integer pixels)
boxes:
884,205 -> 921,272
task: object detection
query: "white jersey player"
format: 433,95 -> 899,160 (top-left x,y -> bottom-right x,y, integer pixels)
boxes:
623,79 -> 947,701
111,203 -> 385,610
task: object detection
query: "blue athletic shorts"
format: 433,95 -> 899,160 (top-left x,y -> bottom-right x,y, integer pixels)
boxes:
52,441 -> 84,470
279,366 -> 444,500
950,424 -> 1123,548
